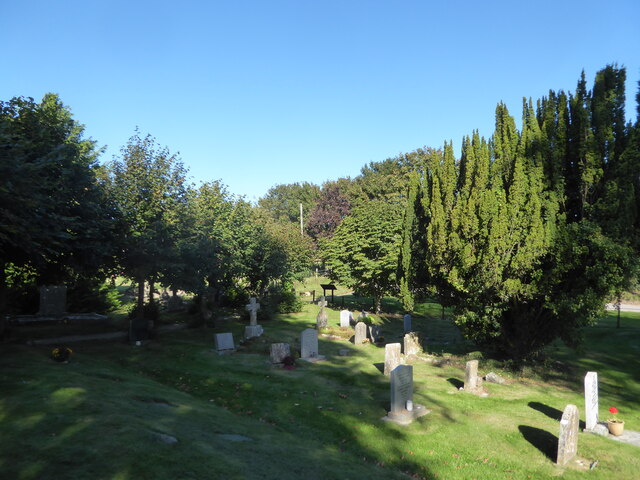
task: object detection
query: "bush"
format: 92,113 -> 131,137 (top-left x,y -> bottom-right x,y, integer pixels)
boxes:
67,278 -> 121,313
128,302 -> 160,322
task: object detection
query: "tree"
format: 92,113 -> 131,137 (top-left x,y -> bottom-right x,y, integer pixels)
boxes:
105,130 -> 188,325
257,182 -> 320,226
322,200 -> 403,313
306,181 -> 352,241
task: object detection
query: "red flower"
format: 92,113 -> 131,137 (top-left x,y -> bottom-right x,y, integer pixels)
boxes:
609,407 -> 619,414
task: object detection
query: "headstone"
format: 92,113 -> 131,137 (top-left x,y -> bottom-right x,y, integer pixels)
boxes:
300,328 -> 325,362
584,372 -> 599,431
357,310 -> 368,322
404,332 -> 421,356
557,404 -> 579,466
354,322 -> 367,345
244,325 -> 264,339
464,360 -> 479,391
382,365 -> 430,425
384,343 -> 402,375
316,297 -> 329,329
403,314 -> 412,333
485,372 -> 506,384
246,297 -> 261,325
270,343 -> 291,364
38,285 -> 67,316
215,333 -> 235,355
339,309 -> 352,328
368,325 -> 382,343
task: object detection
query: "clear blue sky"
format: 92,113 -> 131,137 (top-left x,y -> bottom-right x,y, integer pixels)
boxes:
2,0 -> 639,201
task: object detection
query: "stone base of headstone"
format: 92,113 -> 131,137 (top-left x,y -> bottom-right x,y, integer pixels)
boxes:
382,405 -> 430,426
584,422 -> 610,437
459,385 -> 489,397
244,325 -> 264,339
299,354 -> 326,363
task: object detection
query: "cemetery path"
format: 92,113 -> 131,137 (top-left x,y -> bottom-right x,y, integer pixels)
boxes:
605,302 -> 640,312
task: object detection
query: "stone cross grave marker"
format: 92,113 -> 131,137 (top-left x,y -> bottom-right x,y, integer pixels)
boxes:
339,309 -> 352,328
584,372 -> 599,431
245,297 -> 260,326
354,322 -> 367,345
300,328 -> 325,362
384,343 -> 402,375
557,404 -> 579,466
316,296 -> 328,329
38,285 -> 67,316
464,360 -> 479,391
404,332 -> 421,356
403,314 -> 412,333
270,343 -> 291,364
215,333 -> 235,355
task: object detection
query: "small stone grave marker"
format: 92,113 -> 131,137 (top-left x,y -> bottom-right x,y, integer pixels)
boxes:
300,328 -> 325,362
316,296 -> 328,329
368,325 -> 382,343
215,333 -> 235,355
382,365 -> 430,425
38,285 -> 67,316
403,313 -> 411,333
384,343 -> 402,375
270,343 -> 291,364
339,309 -> 352,327
557,404 -> 579,466
354,322 -> 367,345
404,332 -> 421,356
465,360 -> 478,390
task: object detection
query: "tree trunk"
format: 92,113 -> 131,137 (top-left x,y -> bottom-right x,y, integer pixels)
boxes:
148,279 -> 155,306
137,277 -> 145,319
0,261 -> 7,339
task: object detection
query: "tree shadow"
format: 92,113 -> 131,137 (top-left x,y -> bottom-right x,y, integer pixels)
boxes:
518,425 -> 557,462
528,402 -> 585,430
447,378 -> 463,389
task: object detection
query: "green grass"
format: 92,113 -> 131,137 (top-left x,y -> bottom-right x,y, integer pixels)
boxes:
1,299 -> 639,479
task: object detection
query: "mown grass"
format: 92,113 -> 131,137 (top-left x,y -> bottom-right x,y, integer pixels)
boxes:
1,297 -> 639,479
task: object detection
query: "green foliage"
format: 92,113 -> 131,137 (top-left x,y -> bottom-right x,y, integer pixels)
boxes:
66,277 -> 121,314
127,301 -> 160,323
257,181 -> 320,225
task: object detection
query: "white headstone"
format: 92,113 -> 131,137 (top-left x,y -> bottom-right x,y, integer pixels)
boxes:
354,322 -> 367,345
339,310 -> 351,327
384,343 -> 402,376
214,333 -> 235,354
557,404 -> 579,466
245,297 -> 260,326
403,314 -> 411,332
584,372 -> 598,431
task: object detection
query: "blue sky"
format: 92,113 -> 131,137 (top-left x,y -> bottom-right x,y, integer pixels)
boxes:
1,0 -> 639,201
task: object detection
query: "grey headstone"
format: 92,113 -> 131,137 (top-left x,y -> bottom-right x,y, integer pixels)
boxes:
316,308 -> 328,329
403,314 -> 411,333
215,333 -> 235,354
354,322 -> 367,345
368,325 -> 382,343
339,309 -> 352,327
557,404 -> 579,466
301,328 -> 319,359
270,343 -> 291,364
38,285 -> 67,316
244,324 -> 264,339
485,372 -> 505,384
464,360 -> 479,391
384,343 -> 402,375
245,297 -> 260,326
584,372 -> 599,431
404,332 -> 421,356
390,365 -> 413,414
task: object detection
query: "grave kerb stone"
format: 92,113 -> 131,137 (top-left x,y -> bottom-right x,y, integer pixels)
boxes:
557,404 -> 579,466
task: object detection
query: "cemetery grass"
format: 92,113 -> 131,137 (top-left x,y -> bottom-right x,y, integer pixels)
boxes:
1,304 -> 639,479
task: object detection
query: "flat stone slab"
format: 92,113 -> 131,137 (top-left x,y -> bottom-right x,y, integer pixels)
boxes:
608,429 -> 640,447
382,405 -> 431,426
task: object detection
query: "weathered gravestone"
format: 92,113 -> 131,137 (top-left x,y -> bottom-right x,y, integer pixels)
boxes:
38,285 -> 67,316
384,343 -> 402,375
584,371 -> 608,435
214,333 -> 235,355
403,314 -> 412,333
368,325 -> 382,343
270,343 -> 291,364
316,296 -> 328,329
404,332 -> 421,356
557,404 -> 579,466
339,309 -> 352,328
245,297 -> 263,339
354,322 -> 367,345
463,360 -> 487,396
300,328 -> 325,362
382,365 -> 430,425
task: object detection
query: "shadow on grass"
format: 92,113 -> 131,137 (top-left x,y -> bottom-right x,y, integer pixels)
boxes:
518,425 -> 557,462
373,362 -> 384,374
528,402 -> 587,430
447,378 -> 464,389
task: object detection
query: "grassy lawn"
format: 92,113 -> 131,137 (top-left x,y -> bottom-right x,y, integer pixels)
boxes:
1,297 -> 639,479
